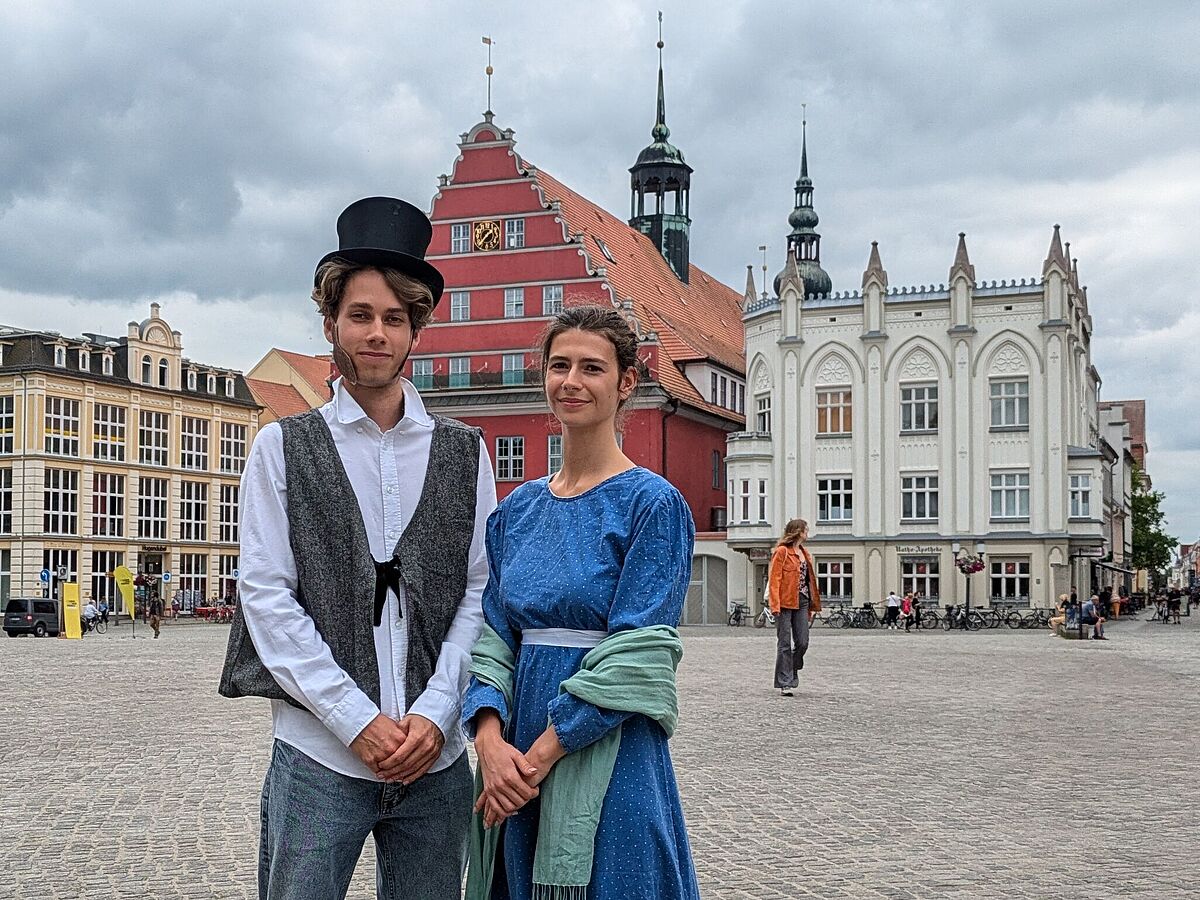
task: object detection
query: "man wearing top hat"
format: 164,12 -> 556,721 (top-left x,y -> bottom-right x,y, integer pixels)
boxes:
220,197 -> 497,899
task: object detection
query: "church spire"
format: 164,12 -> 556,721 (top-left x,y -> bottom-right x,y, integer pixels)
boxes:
773,108 -> 832,298
628,11 -> 693,283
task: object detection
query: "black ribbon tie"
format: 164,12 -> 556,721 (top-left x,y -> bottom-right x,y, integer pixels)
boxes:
373,557 -> 404,627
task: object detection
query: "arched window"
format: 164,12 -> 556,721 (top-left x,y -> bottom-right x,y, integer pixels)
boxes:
141,355 -> 152,383
158,358 -> 168,387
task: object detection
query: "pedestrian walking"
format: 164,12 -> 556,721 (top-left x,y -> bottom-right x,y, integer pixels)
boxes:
913,592 -> 923,629
463,305 -> 700,900
884,590 -> 901,630
149,594 -> 163,638
902,592 -> 914,632
218,197 -> 497,900
766,518 -> 822,697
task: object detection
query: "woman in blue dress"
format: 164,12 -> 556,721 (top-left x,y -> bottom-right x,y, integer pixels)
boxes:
462,305 -> 701,900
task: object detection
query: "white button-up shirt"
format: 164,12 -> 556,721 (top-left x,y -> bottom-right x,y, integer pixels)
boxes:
237,377 -> 496,780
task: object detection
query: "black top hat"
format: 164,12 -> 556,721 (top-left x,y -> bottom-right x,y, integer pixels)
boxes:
316,197 -> 445,305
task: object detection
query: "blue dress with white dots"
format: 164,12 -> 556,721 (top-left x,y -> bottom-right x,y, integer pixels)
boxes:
462,468 -> 701,900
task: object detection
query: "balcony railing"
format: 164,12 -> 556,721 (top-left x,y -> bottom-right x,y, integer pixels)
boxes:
413,368 -> 544,391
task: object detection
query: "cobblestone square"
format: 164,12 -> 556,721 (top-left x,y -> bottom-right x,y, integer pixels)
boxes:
1,614 -> 1196,898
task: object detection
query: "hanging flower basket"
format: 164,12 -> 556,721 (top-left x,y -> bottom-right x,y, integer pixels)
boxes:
955,555 -> 986,575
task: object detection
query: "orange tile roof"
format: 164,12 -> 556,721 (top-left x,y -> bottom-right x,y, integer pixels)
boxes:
275,350 -> 334,399
530,168 -> 745,421
247,379 -> 315,419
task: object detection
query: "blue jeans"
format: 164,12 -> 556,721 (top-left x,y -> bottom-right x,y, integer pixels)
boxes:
259,740 -> 472,900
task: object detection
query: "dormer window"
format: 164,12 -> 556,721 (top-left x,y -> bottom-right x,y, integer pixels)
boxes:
78,349 -> 90,372
142,355 -> 152,383
101,354 -> 113,376
187,370 -> 197,391
207,374 -> 216,394
158,358 -> 168,387
54,346 -> 67,368
224,377 -> 234,398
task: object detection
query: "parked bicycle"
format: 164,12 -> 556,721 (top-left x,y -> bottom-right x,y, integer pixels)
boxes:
727,602 -> 750,627
754,605 -> 776,629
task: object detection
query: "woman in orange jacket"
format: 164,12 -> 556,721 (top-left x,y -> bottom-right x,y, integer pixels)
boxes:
767,518 -> 822,696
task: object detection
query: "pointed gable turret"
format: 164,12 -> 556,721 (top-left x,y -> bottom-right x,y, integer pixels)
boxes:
949,232 -> 975,284
1042,224 -> 1070,323
862,241 -> 888,335
744,265 -> 757,307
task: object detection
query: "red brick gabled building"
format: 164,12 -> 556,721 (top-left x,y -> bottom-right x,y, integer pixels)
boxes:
409,113 -> 745,531
408,89 -> 746,576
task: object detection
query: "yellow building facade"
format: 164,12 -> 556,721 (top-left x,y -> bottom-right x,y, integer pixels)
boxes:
0,304 -> 260,613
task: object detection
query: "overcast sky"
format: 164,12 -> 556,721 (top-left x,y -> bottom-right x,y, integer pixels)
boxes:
2,1 -> 1198,539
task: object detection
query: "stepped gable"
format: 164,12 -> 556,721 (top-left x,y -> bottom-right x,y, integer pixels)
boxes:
531,168 -> 745,417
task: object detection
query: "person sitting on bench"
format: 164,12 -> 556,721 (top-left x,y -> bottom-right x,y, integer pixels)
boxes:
1080,595 -> 1107,640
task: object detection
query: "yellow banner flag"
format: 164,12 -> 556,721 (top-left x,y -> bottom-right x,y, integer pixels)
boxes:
114,565 -> 135,617
63,582 -> 82,640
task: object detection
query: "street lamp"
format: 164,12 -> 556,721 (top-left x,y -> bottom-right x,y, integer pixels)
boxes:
952,540 -> 987,630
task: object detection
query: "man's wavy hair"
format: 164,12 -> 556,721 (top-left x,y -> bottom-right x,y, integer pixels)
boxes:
312,258 -> 435,333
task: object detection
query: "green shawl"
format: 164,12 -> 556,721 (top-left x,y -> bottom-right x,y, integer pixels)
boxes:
465,623 -> 683,900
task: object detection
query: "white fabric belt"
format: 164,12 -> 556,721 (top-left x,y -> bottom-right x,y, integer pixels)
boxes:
521,628 -> 607,648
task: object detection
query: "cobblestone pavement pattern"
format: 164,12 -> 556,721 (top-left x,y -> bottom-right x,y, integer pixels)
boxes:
1,613 -> 1196,898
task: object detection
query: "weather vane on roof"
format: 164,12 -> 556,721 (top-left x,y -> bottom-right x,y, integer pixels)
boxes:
482,36 -> 495,113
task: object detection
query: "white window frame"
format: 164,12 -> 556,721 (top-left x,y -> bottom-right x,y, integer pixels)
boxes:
43,467 -> 79,535
817,389 -> 853,435
138,410 -> 170,467
900,384 -> 939,432
817,476 -> 853,522
710,373 -> 718,404
141,356 -> 152,383
719,376 -> 728,409
757,478 -> 768,522
542,284 -> 563,316
78,349 -> 90,371
44,396 -> 81,456
0,395 -> 12,454
816,558 -> 854,602
137,476 -> 169,540
755,395 -> 771,433
901,557 -> 941,600
496,436 -> 525,481
54,345 -> 67,368
91,472 -> 125,538
219,483 -> 239,544
90,550 -> 124,610
990,471 -> 1030,519
900,474 -> 939,522
179,480 -> 208,542
990,379 -> 1029,428
739,479 -> 751,523
218,553 -> 239,603
449,357 -> 470,389
92,403 -> 126,462
207,373 -> 217,394
0,467 -> 12,534
737,383 -> 745,414
0,548 -> 9,606
1069,474 -> 1092,518
547,434 -> 563,477
219,422 -> 248,475
504,218 -> 525,249
502,353 -> 524,386
449,291 -> 470,322
158,358 -> 169,387
224,377 -> 234,398
990,558 -> 1031,604
187,369 -> 197,390
101,354 -> 113,376
503,287 -> 525,318
180,416 -> 209,472
451,223 -> 470,254
178,553 -> 208,610
411,358 -> 433,389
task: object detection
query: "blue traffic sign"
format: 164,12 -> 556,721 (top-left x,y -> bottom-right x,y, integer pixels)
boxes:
162,572 -> 172,583
232,568 -> 240,579
39,568 -> 50,583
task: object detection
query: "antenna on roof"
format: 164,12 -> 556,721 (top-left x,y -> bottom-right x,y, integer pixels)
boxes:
482,36 -> 495,113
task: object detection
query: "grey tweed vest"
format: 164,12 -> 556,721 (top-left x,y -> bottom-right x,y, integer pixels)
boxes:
218,408 -> 481,713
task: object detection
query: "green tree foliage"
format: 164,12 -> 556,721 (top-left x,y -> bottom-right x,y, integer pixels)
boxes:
1130,464 -> 1176,578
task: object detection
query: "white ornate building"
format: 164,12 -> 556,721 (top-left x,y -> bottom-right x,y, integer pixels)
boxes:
725,136 -> 1121,611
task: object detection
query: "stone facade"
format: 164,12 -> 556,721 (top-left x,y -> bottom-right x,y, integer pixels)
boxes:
726,227 -> 1123,613
0,304 -> 260,611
